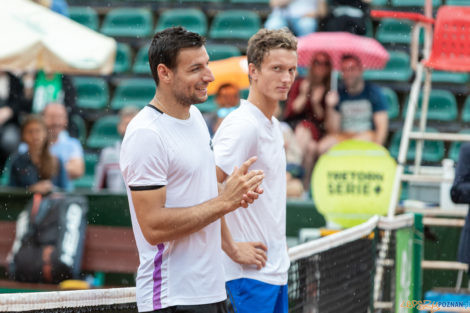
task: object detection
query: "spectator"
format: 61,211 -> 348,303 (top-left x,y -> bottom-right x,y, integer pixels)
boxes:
18,102 -> 84,186
0,71 -> 24,170
318,54 -> 388,154
22,70 -> 79,137
29,70 -> 76,115
42,102 -> 84,182
205,84 -> 240,135
275,104 -> 306,199
265,0 -> 326,37
8,114 -> 69,194
320,0 -> 372,36
94,106 -> 139,192
284,52 -> 336,188
280,122 -> 306,198
451,143 -> 470,269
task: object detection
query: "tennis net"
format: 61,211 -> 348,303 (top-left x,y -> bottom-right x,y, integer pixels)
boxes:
0,215 -> 415,313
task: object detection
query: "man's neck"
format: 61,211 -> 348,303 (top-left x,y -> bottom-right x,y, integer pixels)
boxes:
346,80 -> 365,96
247,88 -> 277,120
150,91 -> 190,120
49,134 -> 59,145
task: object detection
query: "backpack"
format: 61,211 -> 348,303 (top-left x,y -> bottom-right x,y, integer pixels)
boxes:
8,193 -> 88,283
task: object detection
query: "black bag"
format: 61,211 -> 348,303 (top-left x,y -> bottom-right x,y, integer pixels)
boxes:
8,193 -> 88,283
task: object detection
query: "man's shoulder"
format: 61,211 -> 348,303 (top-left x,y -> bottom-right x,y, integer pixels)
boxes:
221,106 -> 258,131
57,131 -> 82,147
364,82 -> 383,95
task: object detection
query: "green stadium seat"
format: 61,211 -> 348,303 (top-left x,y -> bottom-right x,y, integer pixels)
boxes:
176,0 -> 224,2
73,153 -> 99,189
114,43 -> 132,74
402,89 -> 457,122
133,44 -> 150,74
389,128 -> 445,163
206,44 -> 241,61
448,130 -> 470,162
230,0 -> 269,3
209,10 -> 261,40
240,88 -> 249,99
100,8 -> 154,38
86,115 -> 121,149
430,70 -> 470,84
71,114 -> 87,146
73,77 -> 109,110
461,96 -> 470,122
155,9 -> 207,36
69,7 -> 99,31
391,0 -> 441,7
111,78 -> 155,110
195,95 -> 217,113
381,87 -> 399,119
376,19 -> 423,45
0,157 -> 12,186
446,0 -> 470,5
364,51 -> 413,82
371,0 -> 389,6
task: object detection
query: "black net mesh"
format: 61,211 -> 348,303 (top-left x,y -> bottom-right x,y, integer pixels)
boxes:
288,238 -> 375,313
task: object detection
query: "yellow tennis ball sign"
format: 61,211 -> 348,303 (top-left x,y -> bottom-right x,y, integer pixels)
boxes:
312,140 -> 396,228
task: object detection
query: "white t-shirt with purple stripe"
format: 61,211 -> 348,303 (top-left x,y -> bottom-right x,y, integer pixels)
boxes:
120,105 -> 226,312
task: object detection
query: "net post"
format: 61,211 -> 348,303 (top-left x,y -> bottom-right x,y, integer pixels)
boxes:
394,213 -> 423,313
370,227 -> 380,312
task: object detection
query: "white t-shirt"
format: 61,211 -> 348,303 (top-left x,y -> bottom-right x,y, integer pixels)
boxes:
213,100 -> 289,285
120,105 -> 226,312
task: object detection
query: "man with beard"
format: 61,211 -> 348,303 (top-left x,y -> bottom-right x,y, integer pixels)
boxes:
120,27 -> 265,313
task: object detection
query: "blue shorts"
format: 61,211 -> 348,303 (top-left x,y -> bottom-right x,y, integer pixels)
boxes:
226,278 -> 288,313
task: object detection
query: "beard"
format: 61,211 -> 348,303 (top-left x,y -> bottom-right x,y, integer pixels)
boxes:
172,85 -> 208,107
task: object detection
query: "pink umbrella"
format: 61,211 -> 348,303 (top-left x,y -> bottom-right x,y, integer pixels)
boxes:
297,32 -> 389,70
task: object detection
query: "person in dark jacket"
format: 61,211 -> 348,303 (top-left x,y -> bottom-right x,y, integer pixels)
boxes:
8,114 -> 69,194
451,143 -> 470,266
0,71 -> 24,170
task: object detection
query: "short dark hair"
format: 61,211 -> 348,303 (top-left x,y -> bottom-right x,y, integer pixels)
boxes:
148,26 -> 206,85
341,54 -> 362,67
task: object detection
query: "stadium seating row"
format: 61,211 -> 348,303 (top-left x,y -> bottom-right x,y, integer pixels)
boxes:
113,42 -> 241,75
70,7 -> 261,40
74,73 -> 470,121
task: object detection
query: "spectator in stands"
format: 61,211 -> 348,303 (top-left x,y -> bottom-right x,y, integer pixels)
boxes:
205,84 -> 240,135
94,106 -> 139,192
451,143 -> 470,269
8,114 -> 69,194
280,122 -> 306,199
318,54 -> 388,154
320,0 -> 372,36
265,0 -> 326,37
32,0 -> 69,17
284,52 -> 336,188
0,72 -> 24,171
42,102 -> 84,182
22,70 -> 79,137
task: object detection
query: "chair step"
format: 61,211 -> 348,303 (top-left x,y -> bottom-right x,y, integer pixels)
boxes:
374,301 -> 393,310
422,260 -> 468,271
401,174 -> 451,183
423,217 -> 465,227
402,207 -> 468,217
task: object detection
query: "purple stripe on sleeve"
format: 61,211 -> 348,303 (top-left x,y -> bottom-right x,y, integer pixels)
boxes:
153,243 -> 165,310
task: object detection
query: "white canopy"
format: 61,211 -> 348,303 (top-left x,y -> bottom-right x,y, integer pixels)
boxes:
0,0 -> 116,75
